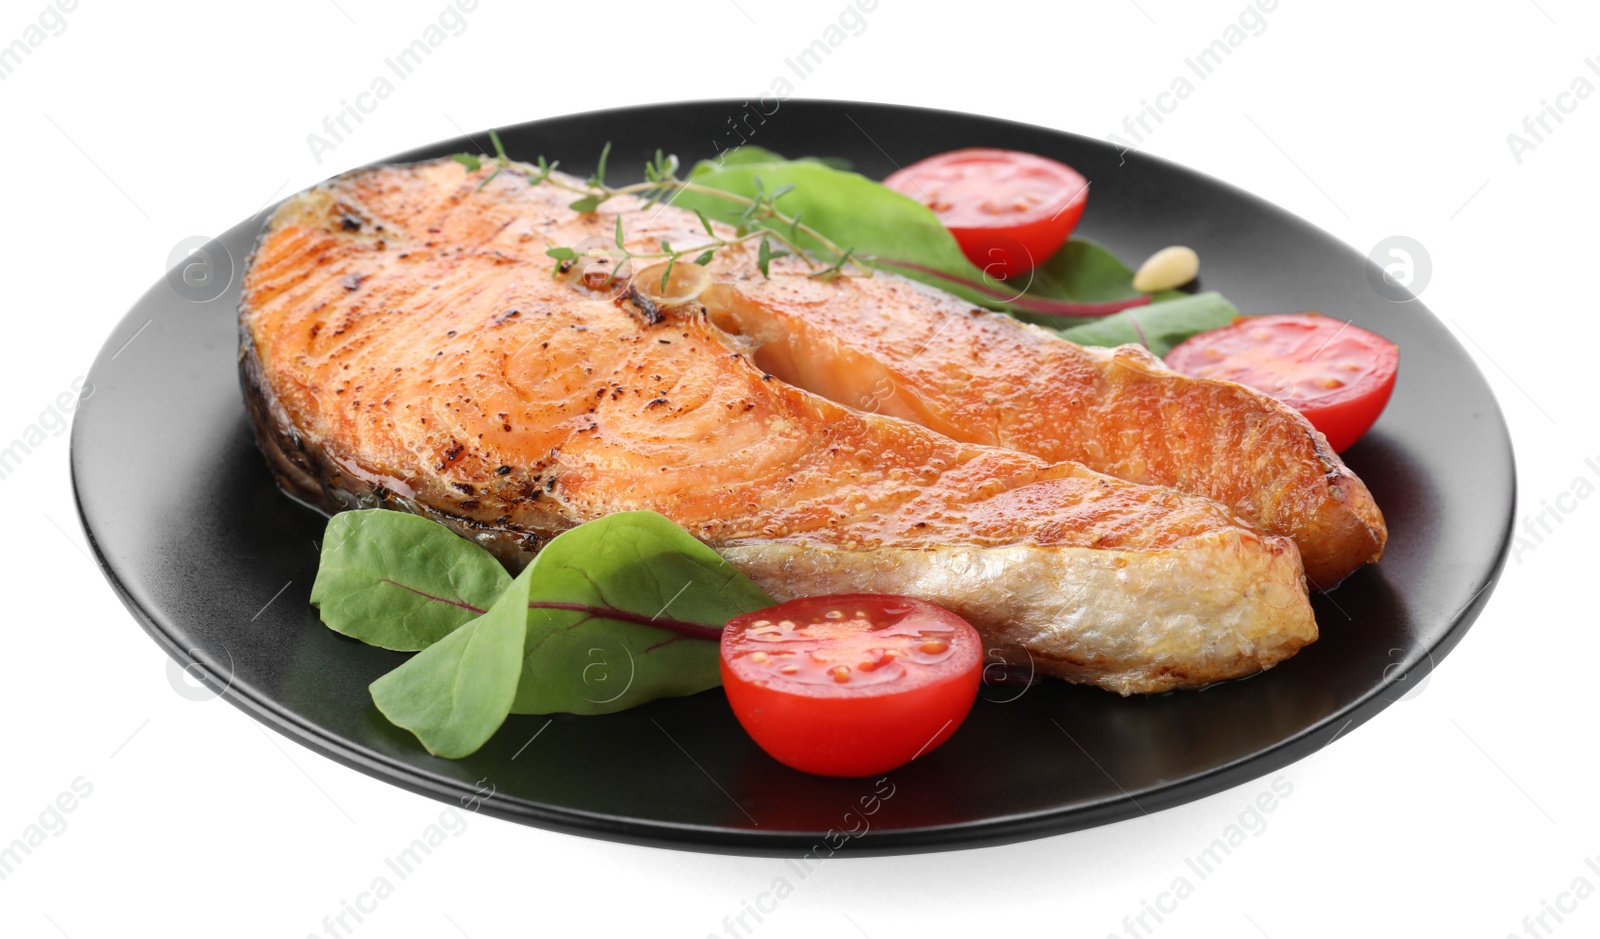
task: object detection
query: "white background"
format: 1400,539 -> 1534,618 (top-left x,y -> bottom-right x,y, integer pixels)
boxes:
1,0 -> 1594,936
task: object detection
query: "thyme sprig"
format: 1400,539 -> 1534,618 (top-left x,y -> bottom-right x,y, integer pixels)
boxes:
456,136 -> 872,283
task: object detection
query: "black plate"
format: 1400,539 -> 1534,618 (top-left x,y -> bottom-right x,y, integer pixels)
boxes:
72,99 -> 1514,856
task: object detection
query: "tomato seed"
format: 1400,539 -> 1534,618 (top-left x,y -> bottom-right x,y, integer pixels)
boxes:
921,640 -> 948,655
750,652 -> 770,664
831,666 -> 851,683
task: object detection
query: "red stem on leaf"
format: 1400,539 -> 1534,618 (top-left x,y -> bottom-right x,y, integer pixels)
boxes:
875,259 -> 1152,318
380,580 -> 724,642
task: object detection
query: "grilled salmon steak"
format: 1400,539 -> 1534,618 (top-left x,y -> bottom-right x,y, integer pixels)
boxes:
240,158 -> 1319,694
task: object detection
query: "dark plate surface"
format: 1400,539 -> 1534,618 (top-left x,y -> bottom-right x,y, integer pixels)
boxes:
72,99 -> 1514,856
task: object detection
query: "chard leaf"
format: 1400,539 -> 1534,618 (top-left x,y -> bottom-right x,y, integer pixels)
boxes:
310,510 -> 510,651
369,568 -> 529,758
509,511 -> 772,716
1056,291 -> 1239,358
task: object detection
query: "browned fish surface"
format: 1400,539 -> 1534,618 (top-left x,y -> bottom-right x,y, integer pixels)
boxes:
240,158 -> 1318,694
709,275 -> 1386,587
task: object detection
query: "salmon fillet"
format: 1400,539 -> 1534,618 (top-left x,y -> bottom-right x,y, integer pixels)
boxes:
239,158 -> 1317,694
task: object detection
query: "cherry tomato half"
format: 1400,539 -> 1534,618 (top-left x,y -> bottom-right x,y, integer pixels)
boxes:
1164,313 -> 1399,453
884,148 -> 1088,281
720,595 -> 982,777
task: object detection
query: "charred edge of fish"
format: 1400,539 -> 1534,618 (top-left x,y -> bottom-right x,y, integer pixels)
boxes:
238,325 -> 559,573
621,284 -> 663,325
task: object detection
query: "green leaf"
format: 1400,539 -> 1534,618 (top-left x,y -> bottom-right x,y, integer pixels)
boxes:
568,195 -> 602,213
1000,239 -> 1181,328
757,236 -> 773,278
369,569 -> 529,758
809,247 -> 854,281
310,510 -> 511,651
694,208 -> 716,238
692,249 -> 716,266
687,147 -> 846,177
678,159 -> 974,273
679,158 -> 1217,321
488,128 -> 508,162
451,153 -> 482,172
509,511 -> 773,716
614,215 -> 625,250
545,246 -> 578,261
660,256 -> 675,292
1014,239 -> 1142,304
343,511 -> 777,755
1057,291 -> 1240,358
589,141 -> 612,188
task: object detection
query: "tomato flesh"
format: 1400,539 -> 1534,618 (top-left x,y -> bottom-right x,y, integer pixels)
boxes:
1164,313 -> 1399,453
884,148 -> 1088,281
720,595 -> 982,777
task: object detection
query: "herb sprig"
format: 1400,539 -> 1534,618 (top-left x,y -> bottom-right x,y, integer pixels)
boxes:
455,134 -> 871,284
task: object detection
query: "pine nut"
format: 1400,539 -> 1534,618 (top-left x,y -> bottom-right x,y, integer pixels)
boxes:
1132,246 -> 1200,293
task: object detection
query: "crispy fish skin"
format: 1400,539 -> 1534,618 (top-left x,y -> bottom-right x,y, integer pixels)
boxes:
708,273 -> 1387,587
239,159 -> 1317,693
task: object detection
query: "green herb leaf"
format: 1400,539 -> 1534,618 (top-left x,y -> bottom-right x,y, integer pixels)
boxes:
369,569 -> 529,757
545,246 -> 578,261
660,256 -> 676,292
310,510 -> 511,651
614,215 -> 625,250
508,511 -> 773,716
488,128 -> 509,162
757,236 -> 773,278
809,247 -> 854,281
589,141 -> 612,188
1056,291 -> 1239,358
694,208 -> 716,238
452,153 -> 482,172
693,249 -> 716,266
569,195 -> 602,213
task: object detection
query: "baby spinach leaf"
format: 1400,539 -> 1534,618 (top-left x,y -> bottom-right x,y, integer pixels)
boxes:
689,148 -> 848,175
682,159 -> 976,278
692,145 -> 789,170
1056,291 -> 1239,358
682,159 -> 1158,319
685,157 -> 1236,349
509,511 -> 773,716
369,569 -> 529,758
310,510 -> 511,651
345,511 -> 776,755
